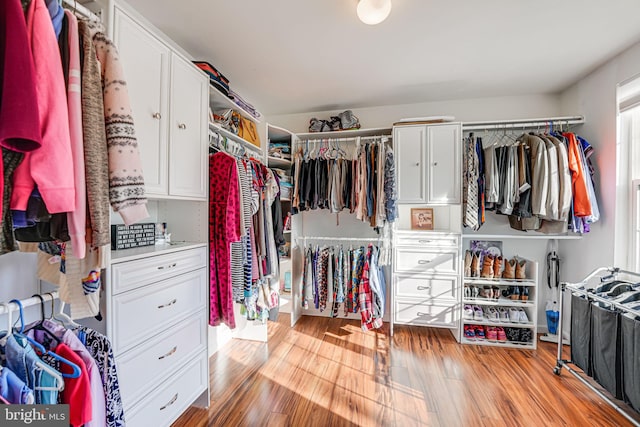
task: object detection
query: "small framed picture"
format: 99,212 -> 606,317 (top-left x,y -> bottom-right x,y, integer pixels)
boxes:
411,208 -> 434,230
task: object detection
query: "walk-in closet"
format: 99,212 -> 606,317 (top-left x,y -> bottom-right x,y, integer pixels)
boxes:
2,0 -> 640,425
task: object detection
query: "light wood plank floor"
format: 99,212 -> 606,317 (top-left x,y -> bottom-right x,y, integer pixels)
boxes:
173,314 -> 640,426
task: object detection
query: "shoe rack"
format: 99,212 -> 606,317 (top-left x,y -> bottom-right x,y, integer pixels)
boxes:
460,255 -> 538,349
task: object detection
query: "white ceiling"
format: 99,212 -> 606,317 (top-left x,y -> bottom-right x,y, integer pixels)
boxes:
125,0 -> 640,116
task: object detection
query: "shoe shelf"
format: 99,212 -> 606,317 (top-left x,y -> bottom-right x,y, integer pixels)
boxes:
463,319 -> 534,328
463,277 -> 536,286
461,337 -> 535,349
462,298 -> 535,307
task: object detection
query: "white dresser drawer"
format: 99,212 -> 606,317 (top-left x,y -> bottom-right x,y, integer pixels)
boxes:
117,311 -> 207,409
111,247 -> 207,295
125,352 -> 207,427
395,233 -> 459,248
394,298 -> 458,328
111,268 -> 206,354
394,248 -> 459,274
394,274 -> 458,300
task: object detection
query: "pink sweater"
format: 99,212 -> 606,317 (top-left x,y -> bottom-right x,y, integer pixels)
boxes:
65,11 -> 87,259
11,0 -> 75,214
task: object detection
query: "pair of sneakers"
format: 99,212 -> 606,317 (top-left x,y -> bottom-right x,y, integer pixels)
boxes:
464,325 -> 486,340
485,326 -> 507,341
507,307 -> 530,323
463,304 -> 484,320
503,327 -> 534,343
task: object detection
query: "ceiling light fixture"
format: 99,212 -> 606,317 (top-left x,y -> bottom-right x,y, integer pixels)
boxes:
357,0 -> 392,25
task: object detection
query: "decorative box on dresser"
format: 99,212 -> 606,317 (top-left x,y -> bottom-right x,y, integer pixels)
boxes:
109,244 -> 209,426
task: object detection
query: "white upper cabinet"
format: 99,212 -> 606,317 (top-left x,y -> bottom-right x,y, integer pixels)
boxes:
113,6 -> 208,201
427,124 -> 461,204
114,8 -> 169,196
168,56 -> 208,199
395,125 -> 426,203
395,123 -> 461,205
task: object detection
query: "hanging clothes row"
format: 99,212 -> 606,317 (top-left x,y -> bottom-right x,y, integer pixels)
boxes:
0,0 -> 148,319
301,243 -> 386,331
0,294 -> 125,427
463,128 -> 600,234
209,140 -> 284,328
290,136 -> 398,230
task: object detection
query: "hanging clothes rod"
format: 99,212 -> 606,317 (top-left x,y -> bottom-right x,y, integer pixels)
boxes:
297,236 -> 385,243
61,0 -> 101,21
462,115 -> 585,131
296,135 -> 392,144
0,291 -> 59,316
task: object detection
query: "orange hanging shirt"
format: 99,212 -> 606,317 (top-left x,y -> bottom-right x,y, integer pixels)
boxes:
563,132 -> 592,217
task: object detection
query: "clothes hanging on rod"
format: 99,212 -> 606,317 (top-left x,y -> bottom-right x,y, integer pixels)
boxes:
463,126 -> 600,234
290,136 -> 398,230
209,149 -> 282,328
0,0 -> 149,320
301,242 -> 386,331
0,293 -> 125,426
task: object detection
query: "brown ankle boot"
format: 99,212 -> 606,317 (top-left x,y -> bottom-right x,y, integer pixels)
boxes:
502,258 -> 516,280
464,250 -> 472,277
471,252 -> 480,277
481,254 -> 494,278
493,256 -> 503,279
515,259 -> 527,280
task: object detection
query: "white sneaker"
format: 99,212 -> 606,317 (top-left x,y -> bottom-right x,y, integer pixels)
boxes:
518,308 -> 529,323
473,305 -> 484,321
464,304 -> 473,320
508,307 -> 519,323
486,307 -> 499,322
499,307 -> 509,322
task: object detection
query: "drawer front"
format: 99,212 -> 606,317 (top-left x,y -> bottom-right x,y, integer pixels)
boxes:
394,274 -> 458,300
394,299 -> 458,328
395,233 -> 459,248
394,248 -> 459,274
117,311 -> 207,409
111,247 -> 207,294
112,268 -> 206,354
126,353 -> 207,427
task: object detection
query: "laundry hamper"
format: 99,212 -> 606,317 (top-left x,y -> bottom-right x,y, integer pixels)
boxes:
621,314 -> 640,411
590,302 -> 623,399
570,293 -> 592,375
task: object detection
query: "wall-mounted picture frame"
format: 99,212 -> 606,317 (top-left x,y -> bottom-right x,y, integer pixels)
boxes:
411,208 -> 434,230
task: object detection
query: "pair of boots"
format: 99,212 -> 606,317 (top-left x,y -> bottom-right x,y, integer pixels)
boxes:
464,251 -> 527,280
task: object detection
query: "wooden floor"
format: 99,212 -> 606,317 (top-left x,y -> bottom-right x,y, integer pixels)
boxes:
173,314 -> 640,427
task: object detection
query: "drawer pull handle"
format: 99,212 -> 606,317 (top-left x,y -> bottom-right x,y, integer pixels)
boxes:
417,286 -> 430,291
157,299 -> 177,309
417,312 -> 429,317
418,240 -> 433,244
157,263 -> 177,270
160,393 -> 178,411
417,260 -> 431,265
158,346 -> 178,360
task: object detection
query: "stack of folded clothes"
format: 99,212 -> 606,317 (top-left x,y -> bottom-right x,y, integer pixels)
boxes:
193,61 -> 230,96
229,89 -> 262,121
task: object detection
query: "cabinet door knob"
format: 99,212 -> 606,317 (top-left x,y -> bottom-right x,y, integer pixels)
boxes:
433,162 -> 438,166
178,123 -> 187,129
415,162 -> 420,166
152,112 -> 162,119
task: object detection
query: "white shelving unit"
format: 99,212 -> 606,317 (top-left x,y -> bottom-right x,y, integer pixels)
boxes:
209,84 -> 261,124
208,122 -> 262,158
461,259 -> 539,349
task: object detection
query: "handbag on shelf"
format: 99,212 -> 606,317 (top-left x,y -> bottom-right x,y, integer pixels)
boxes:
238,114 -> 261,147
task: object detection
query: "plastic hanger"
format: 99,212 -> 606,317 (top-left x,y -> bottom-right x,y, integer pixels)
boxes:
55,302 -> 80,328
10,299 -> 81,379
23,295 -> 62,346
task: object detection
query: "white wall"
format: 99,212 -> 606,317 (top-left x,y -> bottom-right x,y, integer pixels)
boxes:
269,94 -> 561,133
559,40 -> 640,283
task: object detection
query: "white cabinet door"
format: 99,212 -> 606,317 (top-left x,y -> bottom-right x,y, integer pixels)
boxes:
168,55 -> 208,199
427,124 -> 461,204
395,126 -> 426,203
114,8 -> 169,196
